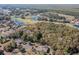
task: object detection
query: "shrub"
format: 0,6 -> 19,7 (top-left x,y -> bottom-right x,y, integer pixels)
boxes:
0,50 -> 4,55
20,48 -> 26,53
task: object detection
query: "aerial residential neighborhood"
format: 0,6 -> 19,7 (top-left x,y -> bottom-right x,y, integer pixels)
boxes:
0,4 -> 79,55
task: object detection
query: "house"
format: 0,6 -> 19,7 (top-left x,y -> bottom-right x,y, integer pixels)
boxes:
72,19 -> 79,27
32,15 -> 39,21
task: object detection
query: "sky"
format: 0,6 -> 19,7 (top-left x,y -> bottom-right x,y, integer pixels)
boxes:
0,0 -> 79,4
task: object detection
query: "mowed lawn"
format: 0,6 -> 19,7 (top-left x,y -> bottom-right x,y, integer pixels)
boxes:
11,16 -> 34,24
